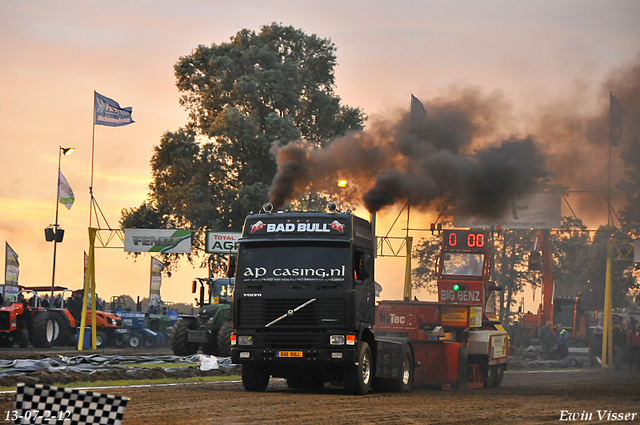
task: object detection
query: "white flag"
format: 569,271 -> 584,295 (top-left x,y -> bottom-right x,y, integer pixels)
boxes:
58,170 -> 75,210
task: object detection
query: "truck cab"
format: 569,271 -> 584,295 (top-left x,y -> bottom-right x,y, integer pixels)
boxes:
231,209 -> 376,393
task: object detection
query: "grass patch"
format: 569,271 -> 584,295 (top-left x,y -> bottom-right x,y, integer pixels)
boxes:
0,375 -> 241,392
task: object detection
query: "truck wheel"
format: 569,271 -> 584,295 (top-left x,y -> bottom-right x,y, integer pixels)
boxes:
95,331 -> 108,348
217,321 -> 233,357
19,328 -> 29,348
483,364 -> 495,388
129,333 -> 141,348
391,345 -> 413,393
171,319 -> 199,356
31,311 -> 56,348
492,365 -> 505,388
345,342 -> 373,395
242,364 -> 269,392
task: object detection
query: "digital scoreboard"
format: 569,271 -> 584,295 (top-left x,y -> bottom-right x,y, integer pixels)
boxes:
443,230 -> 489,250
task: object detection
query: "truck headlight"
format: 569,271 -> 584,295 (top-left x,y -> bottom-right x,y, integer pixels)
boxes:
329,335 -> 345,345
238,335 -> 253,346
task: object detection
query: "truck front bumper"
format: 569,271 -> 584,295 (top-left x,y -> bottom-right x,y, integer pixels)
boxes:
231,347 -> 357,365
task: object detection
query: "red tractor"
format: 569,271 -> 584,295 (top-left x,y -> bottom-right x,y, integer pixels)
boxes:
0,287 -> 122,348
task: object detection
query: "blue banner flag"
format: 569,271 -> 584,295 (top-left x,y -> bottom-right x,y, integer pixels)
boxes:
94,92 -> 134,127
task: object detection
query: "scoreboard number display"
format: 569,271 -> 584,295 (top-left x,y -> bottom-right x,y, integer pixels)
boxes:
443,230 -> 488,250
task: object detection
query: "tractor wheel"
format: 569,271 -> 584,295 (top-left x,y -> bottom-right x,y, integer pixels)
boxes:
51,314 -> 71,346
143,335 -> 156,348
114,334 -> 125,347
31,311 -> 56,348
19,328 -> 30,348
0,334 -> 12,348
171,319 -> 198,356
242,364 -> 270,392
129,333 -> 141,348
217,321 -> 233,357
344,342 -> 373,395
390,345 -> 413,393
95,331 -> 109,348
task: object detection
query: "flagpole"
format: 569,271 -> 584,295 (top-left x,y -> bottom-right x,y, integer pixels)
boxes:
50,147 -> 63,299
90,91 -> 96,228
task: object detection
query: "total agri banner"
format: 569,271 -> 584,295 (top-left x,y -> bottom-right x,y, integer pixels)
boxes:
124,229 -> 191,253
206,232 -> 241,254
454,192 -> 562,230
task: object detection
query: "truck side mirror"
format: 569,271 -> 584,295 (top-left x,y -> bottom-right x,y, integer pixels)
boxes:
191,280 -> 197,294
227,255 -> 237,278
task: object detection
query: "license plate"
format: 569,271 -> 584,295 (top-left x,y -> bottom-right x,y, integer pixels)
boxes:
277,351 -> 303,358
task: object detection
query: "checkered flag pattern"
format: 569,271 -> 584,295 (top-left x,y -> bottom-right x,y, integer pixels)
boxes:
14,383 -> 129,425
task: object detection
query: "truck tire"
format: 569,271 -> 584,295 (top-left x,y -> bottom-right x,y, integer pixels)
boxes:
95,331 -> 108,348
390,345 -> 413,393
345,342 -> 373,395
242,364 -> 269,392
491,365 -> 505,388
171,319 -> 199,356
483,364 -> 495,388
217,321 -> 233,357
31,311 -> 56,348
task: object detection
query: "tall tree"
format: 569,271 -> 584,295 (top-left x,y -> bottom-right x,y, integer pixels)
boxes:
122,23 -> 364,236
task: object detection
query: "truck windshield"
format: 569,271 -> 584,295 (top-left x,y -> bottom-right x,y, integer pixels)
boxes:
238,242 -> 349,284
442,253 -> 484,276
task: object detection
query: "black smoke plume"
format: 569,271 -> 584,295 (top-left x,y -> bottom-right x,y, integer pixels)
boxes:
269,56 -> 640,221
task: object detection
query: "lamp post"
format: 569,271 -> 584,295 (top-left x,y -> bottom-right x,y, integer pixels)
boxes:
47,146 -> 74,299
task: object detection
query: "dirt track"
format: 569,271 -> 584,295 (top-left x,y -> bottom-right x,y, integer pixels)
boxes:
2,367 -> 639,424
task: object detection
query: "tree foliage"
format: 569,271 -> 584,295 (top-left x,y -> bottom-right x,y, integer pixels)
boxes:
121,24 -> 365,269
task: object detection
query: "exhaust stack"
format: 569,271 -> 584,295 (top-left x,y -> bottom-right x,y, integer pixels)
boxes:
370,213 -> 377,258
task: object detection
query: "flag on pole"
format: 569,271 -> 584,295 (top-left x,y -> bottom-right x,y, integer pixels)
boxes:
410,94 -> 426,134
5,242 -> 19,289
83,251 -> 88,286
94,92 -> 134,127
58,170 -> 75,210
610,92 -> 626,146
149,257 -> 164,307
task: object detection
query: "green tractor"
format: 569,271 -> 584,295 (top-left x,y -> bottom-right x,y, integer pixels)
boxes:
170,278 -> 234,357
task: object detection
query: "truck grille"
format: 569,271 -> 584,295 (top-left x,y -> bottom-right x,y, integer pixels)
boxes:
0,311 -> 11,331
238,298 -> 345,329
256,332 -> 325,349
